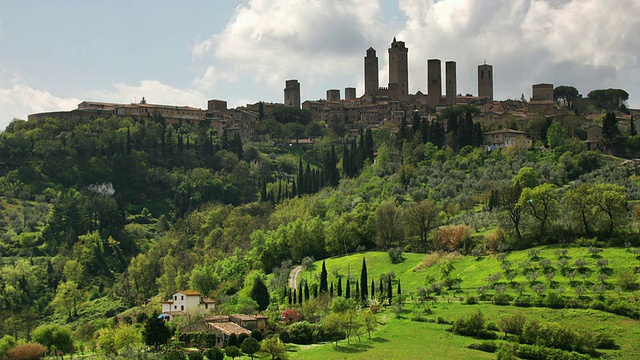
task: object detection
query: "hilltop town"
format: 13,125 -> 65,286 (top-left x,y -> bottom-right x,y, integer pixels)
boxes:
28,38 -> 636,154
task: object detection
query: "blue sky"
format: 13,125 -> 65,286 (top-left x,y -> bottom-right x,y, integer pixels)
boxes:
1,0 -> 639,130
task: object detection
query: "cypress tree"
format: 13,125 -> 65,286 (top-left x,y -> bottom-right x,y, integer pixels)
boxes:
313,284 -> 318,299
292,289 -> 296,305
298,282 -> 303,304
250,277 -> 270,311
360,258 -> 368,300
288,289 -> 292,305
397,279 -> 402,295
297,159 -> 304,196
330,282 -> 334,297
387,276 -> 392,305
345,278 -> 351,299
371,280 -> 375,299
320,260 -> 328,293
304,282 -> 310,301
337,277 -> 342,297
379,277 -> 384,297
355,280 -> 360,301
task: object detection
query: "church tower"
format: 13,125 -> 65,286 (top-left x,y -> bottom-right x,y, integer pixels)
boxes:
364,47 -> 379,97
388,38 -> 409,102
478,63 -> 493,102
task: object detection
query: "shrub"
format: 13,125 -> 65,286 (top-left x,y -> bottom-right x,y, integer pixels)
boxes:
451,310 -> 485,337
545,291 -> 565,309
465,295 -> 478,304
6,343 -> 47,360
498,312 -> 526,338
467,341 -> 498,353
250,329 -> 263,342
187,352 -> 203,360
432,225 -> 473,252
287,321 -> 315,344
162,349 -> 186,360
203,347 -> 224,360
388,247 -> 405,264
617,269 -> 639,290
495,343 -> 517,360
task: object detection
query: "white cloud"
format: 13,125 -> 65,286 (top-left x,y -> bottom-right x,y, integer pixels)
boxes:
395,0 -> 640,101
0,79 -> 211,131
0,84 -> 80,129
193,0 -> 384,96
89,80 -> 209,108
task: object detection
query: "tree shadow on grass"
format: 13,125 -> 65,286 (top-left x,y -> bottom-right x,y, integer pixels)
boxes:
370,337 -> 390,343
333,342 -> 374,353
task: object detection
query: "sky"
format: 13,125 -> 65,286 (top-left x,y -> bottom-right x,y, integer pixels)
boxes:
0,0 -> 639,130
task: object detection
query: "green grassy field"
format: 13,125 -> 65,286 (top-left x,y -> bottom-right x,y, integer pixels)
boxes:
286,248 -> 640,359
287,302 -> 640,359
314,247 -> 640,299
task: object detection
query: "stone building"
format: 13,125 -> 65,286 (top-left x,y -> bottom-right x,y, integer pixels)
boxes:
446,61 -> 457,106
478,63 -> 494,102
388,38 -> 409,102
427,59 -> 442,108
284,79 -> 301,109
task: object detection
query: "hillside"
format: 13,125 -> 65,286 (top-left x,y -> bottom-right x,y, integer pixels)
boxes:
1,110 -> 640,358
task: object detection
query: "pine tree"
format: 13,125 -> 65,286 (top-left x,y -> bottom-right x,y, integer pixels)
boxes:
360,258 -> 368,301
320,261 -> 328,293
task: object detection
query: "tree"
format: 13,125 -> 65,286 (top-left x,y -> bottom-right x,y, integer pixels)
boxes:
250,276 -> 270,311
225,345 -> 241,359
375,201 -> 404,248
553,85 -> 579,108
546,122 -> 567,149
593,183 -> 628,233
499,183 -> 524,240
519,183 -> 560,237
241,337 -> 260,360
261,335 -> 287,360
563,183 -> 597,235
5,343 -> 47,360
204,347 -> 225,360
360,258 -> 368,301
588,88 -> 629,111
319,260 -> 328,294
362,310 -> 378,339
50,280 -> 87,319
32,324 -> 73,356
143,312 -> 172,350
603,112 -> 620,144
404,199 -> 440,248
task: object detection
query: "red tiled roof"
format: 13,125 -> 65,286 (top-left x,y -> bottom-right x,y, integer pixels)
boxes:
178,290 -> 203,296
208,322 -> 252,336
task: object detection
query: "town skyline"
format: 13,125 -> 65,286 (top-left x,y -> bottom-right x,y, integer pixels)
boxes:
1,0 -> 639,129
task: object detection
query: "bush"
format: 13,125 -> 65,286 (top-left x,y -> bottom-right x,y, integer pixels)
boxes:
203,347 -> 224,360
287,321 -> 316,344
162,349 -> 186,360
6,343 -> 47,360
451,310 -> 485,337
495,343 -> 517,360
465,295 -> 478,304
514,343 -> 590,360
467,341 -> 498,353
388,247 -> 404,264
187,352 -> 203,360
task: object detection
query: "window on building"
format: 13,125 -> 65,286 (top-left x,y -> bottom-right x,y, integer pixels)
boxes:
181,305 -> 184,311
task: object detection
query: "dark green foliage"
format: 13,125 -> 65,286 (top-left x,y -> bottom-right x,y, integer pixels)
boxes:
187,352 -> 203,360
320,260 -> 328,293
360,257 -> 368,300
287,321 -> 316,344
176,332 -> 217,349
345,278 -> 350,299
225,345 -> 241,360
588,88 -> 629,111
337,277 -> 342,297
250,329 -> 263,342
250,277 -> 270,311
387,275 -> 392,305
204,347 -> 224,360
397,278 -> 402,295
227,333 -> 238,347
144,313 -> 173,349
240,337 -> 260,359
467,341 -> 498,353
237,333 -> 249,346
163,350 -> 186,360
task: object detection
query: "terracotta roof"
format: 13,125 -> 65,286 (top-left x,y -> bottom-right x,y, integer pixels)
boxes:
208,322 -> 252,336
230,314 -> 267,321
177,290 -> 203,296
200,298 -> 215,304
484,128 -> 527,135
161,300 -> 174,304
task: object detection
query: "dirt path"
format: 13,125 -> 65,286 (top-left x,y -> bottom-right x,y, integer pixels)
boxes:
288,265 -> 303,289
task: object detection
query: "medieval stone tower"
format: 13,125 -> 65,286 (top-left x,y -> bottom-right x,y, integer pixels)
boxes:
326,89 -> 340,102
427,59 -> 442,108
364,47 -> 379,97
345,87 -> 356,101
478,63 -> 493,102
388,38 -> 409,102
284,79 -> 301,108
446,61 -> 457,106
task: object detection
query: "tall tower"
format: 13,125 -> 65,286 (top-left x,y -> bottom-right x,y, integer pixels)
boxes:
427,59 -> 442,108
326,89 -> 340,102
284,79 -> 301,108
364,47 -> 379,97
445,61 -> 457,106
345,87 -> 356,101
478,63 -> 493,102
388,38 -> 409,101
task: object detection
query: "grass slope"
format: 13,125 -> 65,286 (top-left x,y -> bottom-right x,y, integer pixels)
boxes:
290,248 -> 640,359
